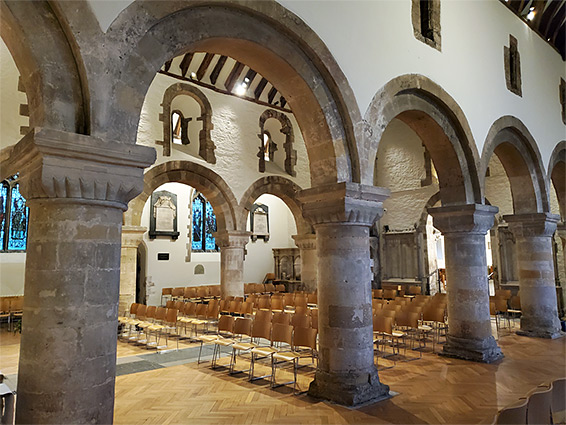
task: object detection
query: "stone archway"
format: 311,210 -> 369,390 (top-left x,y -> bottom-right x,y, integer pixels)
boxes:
94,1 -> 361,186
157,82 -> 215,162
481,116 -> 550,214
238,176 -> 310,235
481,117 -> 561,339
548,141 -> 566,220
125,160 -> 238,233
364,74 -> 482,205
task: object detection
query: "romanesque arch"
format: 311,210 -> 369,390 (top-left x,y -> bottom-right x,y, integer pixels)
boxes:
238,176 -> 311,235
125,161 -> 238,233
481,116 -> 550,214
364,74 -> 482,206
94,1 -> 360,186
0,1 -> 88,134
158,82 -> 215,163
548,141 -> 565,219
258,109 -> 296,176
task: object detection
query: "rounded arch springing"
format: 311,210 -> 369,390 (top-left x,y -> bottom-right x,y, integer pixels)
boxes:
364,74 -> 482,206
238,176 -> 311,235
96,0 -> 360,186
548,140 -> 566,219
480,116 -> 549,214
125,161 -> 238,233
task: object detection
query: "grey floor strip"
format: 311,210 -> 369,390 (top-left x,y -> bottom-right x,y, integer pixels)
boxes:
116,360 -> 165,376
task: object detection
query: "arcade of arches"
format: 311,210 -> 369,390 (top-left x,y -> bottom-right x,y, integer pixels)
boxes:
0,1 -> 565,423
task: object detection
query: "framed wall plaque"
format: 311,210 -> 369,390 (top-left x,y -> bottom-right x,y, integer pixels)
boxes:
149,190 -> 180,240
250,203 -> 269,242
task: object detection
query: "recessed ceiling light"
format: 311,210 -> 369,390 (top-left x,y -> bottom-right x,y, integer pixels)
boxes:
527,10 -> 535,20
190,72 -> 197,79
235,83 -> 247,96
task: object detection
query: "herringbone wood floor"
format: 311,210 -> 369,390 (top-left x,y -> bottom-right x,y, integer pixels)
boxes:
113,334 -> 566,425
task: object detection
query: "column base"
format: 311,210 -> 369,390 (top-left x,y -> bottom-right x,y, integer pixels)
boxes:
308,368 -> 390,406
440,335 -> 503,363
518,315 -> 563,339
516,329 -> 565,339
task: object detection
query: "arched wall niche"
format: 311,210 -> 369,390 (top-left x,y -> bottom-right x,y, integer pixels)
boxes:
364,74 -> 482,206
258,109 -> 297,177
548,141 -> 566,220
94,1 -> 360,187
480,116 -> 550,214
158,82 -> 215,163
0,1 -> 88,135
238,176 -> 311,235
125,160 -> 238,234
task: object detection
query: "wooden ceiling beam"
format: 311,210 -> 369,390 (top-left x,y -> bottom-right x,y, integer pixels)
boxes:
209,55 -> 227,85
224,61 -> 245,92
179,53 -> 194,77
267,86 -> 277,104
254,77 -> 268,100
539,0 -> 562,35
196,53 -> 215,81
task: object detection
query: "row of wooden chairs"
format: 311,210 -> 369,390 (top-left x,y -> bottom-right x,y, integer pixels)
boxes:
372,285 -> 423,300
118,304 -> 180,350
196,312 -> 318,394
244,283 -> 286,295
162,285 -> 222,305
490,294 -> 522,332
0,296 -> 23,331
493,378 -> 565,424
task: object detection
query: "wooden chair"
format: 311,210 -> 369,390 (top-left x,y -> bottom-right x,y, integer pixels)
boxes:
272,311 -> 291,325
228,317 -> 254,375
183,287 -> 197,301
291,313 -> 310,329
210,285 -> 222,298
171,287 -> 184,301
495,297 -> 511,329
199,315 -> 234,366
161,288 -> 172,306
373,315 -> 397,367
395,310 -> 421,359
272,326 -> 318,394
495,289 -> 512,300
249,321 -> 275,381
526,385 -> 553,425
274,284 -> 286,293
493,398 -> 527,424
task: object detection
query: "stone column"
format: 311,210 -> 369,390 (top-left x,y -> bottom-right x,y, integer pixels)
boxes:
428,204 -> 503,363
214,230 -> 250,298
504,213 -> 562,338
292,234 -> 317,292
298,182 -> 390,406
12,128 -> 155,424
557,222 -> 566,316
119,225 -> 147,314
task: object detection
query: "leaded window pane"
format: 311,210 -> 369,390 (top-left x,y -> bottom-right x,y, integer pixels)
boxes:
0,184 -> 7,246
8,183 -> 28,251
192,196 -> 203,251
204,201 -> 217,251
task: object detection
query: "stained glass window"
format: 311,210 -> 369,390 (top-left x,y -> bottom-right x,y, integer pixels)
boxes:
191,193 -> 218,252
1,176 -> 28,252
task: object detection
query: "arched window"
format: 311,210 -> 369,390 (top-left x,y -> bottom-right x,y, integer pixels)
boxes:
171,110 -> 190,145
0,175 -> 29,251
191,193 -> 218,252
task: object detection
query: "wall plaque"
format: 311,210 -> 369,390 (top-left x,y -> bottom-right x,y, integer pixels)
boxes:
149,190 -> 180,240
250,203 -> 269,242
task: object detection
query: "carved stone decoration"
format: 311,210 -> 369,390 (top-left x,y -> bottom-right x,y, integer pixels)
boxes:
258,109 -> 297,176
250,203 -> 269,242
157,83 -> 215,163
149,190 -> 180,240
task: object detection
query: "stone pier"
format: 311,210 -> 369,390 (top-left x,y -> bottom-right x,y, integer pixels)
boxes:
429,204 -> 503,363
119,225 -> 147,315
12,128 -> 155,424
214,230 -> 250,298
298,182 -> 390,406
505,213 -> 563,338
292,234 -> 318,292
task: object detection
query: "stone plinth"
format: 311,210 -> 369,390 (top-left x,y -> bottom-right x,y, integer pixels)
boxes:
429,204 -> 503,363
298,182 -> 390,406
504,213 -> 563,339
12,128 -> 155,424
292,234 -> 317,292
119,226 -> 147,314
214,230 -> 250,298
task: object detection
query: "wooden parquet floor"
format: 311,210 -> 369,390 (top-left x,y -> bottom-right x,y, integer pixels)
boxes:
113,334 -> 566,425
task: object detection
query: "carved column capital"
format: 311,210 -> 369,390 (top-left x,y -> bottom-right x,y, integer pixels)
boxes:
504,213 -> 560,238
121,226 -> 147,248
297,182 -> 390,227
9,128 -> 156,210
428,204 -> 498,235
292,233 -> 316,250
213,230 -> 251,248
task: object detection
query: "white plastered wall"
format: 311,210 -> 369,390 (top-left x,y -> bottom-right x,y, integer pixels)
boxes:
142,185 -> 297,306
0,39 -> 28,296
137,72 -> 310,201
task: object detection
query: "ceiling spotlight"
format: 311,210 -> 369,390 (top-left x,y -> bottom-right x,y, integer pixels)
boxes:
529,6 -> 535,10
527,10 -> 535,20
190,72 -> 197,79
235,83 -> 247,96
244,77 -> 250,83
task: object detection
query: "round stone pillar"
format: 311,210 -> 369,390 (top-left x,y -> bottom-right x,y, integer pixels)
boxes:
504,213 -> 563,338
214,230 -> 250,298
428,204 -> 503,363
292,234 -> 317,292
119,226 -> 147,314
12,128 -> 155,424
298,183 -> 390,406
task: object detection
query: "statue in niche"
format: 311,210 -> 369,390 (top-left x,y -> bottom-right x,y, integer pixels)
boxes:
149,190 -> 180,240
